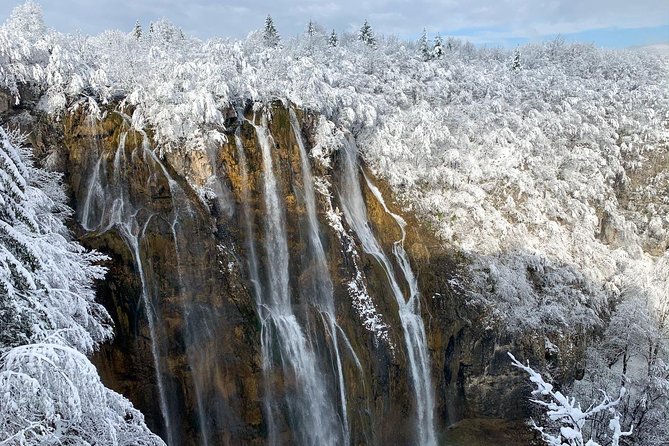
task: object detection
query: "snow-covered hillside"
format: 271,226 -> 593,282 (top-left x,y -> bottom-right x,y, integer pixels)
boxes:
2,5 -> 667,330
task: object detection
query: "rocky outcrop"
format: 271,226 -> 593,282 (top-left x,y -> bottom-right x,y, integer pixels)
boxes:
60,109 -> 264,444
0,95 -> 584,445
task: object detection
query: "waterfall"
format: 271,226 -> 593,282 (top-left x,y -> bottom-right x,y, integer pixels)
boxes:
234,128 -> 278,443
234,128 -> 262,302
76,108 -> 440,445
156,157 -> 212,446
289,108 -> 353,445
364,174 -> 436,446
246,114 -> 341,446
337,136 -> 437,446
118,215 -> 174,446
77,123 -> 177,445
79,116 -> 105,231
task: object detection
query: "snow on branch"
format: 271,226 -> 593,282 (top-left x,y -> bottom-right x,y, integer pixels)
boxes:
509,352 -> 632,446
0,339 -> 163,445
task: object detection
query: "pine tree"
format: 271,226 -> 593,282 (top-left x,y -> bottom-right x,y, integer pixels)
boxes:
432,33 -> 443,58
0,127 -> 111,352
263,15 -> 280,48
418,28 -> 431,61
512,48 -> 522,70
307,20 -> 316,38
328,29 -> 338,47
1,129 -> 45,348
133,20 -> 142,39
359,20 -> 376,47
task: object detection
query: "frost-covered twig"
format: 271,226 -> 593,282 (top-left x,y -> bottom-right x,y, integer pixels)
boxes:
509,352 -> 633,446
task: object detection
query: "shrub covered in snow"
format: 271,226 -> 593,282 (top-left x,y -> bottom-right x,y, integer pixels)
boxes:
510,352 -> 632,446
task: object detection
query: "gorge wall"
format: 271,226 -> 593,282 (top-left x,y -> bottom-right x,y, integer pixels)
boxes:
1,96 -> 580,445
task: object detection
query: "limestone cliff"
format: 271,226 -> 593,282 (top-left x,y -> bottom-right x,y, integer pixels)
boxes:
0,95 -> 578,445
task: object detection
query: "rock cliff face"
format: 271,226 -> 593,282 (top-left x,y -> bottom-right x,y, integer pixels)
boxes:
1,96 -> 581,445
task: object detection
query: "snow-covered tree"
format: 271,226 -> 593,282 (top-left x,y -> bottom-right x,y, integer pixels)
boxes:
432,33 -> 443,58
418,28 -> 431,61
146,18 -> 182,43
6,0 -> 44,35
301,20 -> 326,55
263,15 -> 280,48
359,20 -> 376,47
0,127 -> 111,352
328,29 -> 338,47
0,0 -> 50,100
0,340 -> 163,445
512,48 -> 522,70
445,36 -> 456,51
509,353 -> 633,446
573,271 -> 669,445
133,20 -> 142,39
306,20 -> 316,38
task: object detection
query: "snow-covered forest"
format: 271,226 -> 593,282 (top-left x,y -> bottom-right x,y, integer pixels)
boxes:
0,1 -> 667,445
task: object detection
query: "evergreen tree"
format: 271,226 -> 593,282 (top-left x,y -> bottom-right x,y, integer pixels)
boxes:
432,33 -> 443,58
512,48 -> 522,70
307,20 -> 316,38
418,28 -> 431,61
446,36 -> 455,51
0,130 -> 40,349
0,127 -> 111,352
359,20 -> 376,47
133,20 -> 142,39
263,15 -> 280,47
328,29 -> 338,47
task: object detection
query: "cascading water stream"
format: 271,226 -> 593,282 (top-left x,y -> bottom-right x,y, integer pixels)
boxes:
247,113 -> 340,446
289,108 -> 355,445
118,213 -> 174,444
152,153 -> 213,446
234,128 -> 262,302
364,174 -> 436,446
80,116 -> 104,231
233,127 -> 279,443
337,136 -> 437,446
77,123 -> 177,445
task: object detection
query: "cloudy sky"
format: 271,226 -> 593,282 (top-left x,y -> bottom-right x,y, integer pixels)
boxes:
1,0 -> 668,47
